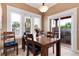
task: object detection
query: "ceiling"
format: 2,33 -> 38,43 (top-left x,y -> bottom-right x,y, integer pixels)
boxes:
26,3 -> 56,9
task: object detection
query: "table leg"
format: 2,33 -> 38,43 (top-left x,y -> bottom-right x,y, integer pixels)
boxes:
22,38 -> 25,52
41,45 -> 48,56
56,40 -> 61,56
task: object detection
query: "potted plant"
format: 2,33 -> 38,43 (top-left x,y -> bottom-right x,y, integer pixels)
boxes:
12,21 -> 20,35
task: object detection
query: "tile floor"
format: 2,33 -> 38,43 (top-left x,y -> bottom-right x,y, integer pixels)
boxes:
0,44 -> 79,56
0,39 -> 79,56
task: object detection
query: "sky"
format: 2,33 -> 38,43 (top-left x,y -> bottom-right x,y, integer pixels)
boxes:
59,18 -> 71,26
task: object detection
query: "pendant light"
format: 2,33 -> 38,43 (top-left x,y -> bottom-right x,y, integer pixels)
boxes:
39,3 -> 48,13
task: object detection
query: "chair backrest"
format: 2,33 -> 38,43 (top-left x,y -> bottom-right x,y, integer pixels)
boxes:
47,31 -> 53,37
26,34 -> 34,47
26,34 -> 33,40
3,32 -> 15,43
25,34 -> 35,55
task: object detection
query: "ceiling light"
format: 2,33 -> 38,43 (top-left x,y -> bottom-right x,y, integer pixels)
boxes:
39,3 -> 48,13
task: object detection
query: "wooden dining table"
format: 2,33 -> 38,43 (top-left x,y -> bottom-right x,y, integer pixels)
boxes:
22,35 -> 61,56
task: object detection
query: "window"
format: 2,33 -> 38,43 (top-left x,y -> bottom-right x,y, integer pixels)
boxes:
51,19 -> 56,27
50,19 -> 56,31
10,12 -> 22,35
58,18 -> 71,29
25,16 -> 31,33
34,17 -> 41,30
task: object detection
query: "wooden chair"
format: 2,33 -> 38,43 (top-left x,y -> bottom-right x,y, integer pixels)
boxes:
47,31 -> 54,53
3,32 -> 18,56
22,32 -> 27,52
25,34 -> 41,56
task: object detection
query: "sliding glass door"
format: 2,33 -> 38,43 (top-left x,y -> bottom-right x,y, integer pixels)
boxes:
58,18 -> 71,45
50,16 -> 71,45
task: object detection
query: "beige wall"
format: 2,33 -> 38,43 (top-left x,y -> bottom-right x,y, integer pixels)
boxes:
1,4 -> 7,32
1,3 -> 42,34
43,3 -> 79,50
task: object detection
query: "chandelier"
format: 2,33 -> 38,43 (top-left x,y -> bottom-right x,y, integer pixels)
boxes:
39,3 -> 48,13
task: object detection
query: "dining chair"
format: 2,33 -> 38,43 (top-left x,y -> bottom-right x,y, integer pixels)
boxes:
47,31 -> 54,53
22,32 -> 27,52
3,32 -> 18,56
25,34 -> 41,56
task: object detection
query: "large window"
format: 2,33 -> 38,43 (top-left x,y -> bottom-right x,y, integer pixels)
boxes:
34,17 -> 41,30
10,12 -> 22,35
7,6 -> 41,36
25,16 -> 31,33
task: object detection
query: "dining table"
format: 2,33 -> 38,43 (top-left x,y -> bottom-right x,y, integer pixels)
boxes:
22,34 -> 61,56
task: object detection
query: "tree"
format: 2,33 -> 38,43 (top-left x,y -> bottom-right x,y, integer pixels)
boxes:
65,22 -> 71,29
60,22 -> 71,29
12,22 -> 20,32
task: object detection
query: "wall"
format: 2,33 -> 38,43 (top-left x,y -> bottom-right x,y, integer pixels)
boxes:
43,3 -> 79,50
0,4 -> 2,39
1,4 -> 7,32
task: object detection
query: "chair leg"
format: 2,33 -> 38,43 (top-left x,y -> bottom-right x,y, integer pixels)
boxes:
23,45 -> 25,52
4,48 -> 7,56
27,46 -> 29,56
33,51 -> 36,56
14,47 -> 15,51
53,45 -> 54,53
16,45 -> 18,55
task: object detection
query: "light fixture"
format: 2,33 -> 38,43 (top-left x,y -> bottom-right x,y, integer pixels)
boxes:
39,3 -> 48,13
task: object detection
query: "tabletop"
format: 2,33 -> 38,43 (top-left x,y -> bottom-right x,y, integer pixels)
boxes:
33,35 -> 60,46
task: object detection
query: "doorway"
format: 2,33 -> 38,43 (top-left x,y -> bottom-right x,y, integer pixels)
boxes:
48,8 -> 77,51
50,16 -> 72,48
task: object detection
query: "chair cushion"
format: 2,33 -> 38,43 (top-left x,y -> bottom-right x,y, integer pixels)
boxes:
28,43 -> 41,53
4,41 -> 17,47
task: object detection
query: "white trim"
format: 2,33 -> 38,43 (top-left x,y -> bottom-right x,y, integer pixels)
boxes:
48,7 -> 78,52
58,18 -> 61,39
